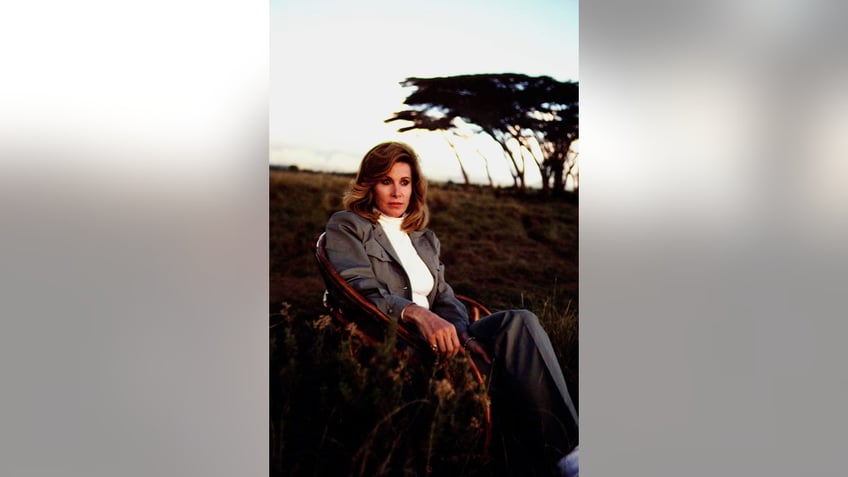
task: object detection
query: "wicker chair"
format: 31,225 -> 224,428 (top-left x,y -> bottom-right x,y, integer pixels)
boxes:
314,232 -> 493,454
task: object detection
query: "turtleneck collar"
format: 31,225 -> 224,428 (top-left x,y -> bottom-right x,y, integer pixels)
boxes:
377,212 -> 405,231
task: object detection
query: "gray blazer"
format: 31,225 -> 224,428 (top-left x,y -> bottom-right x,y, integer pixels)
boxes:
324,210 -> 469,335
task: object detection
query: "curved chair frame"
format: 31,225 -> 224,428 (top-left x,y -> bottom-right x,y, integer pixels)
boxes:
314,232 -> 492,454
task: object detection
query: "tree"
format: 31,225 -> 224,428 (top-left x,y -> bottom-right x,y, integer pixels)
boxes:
526,79 -> 579,194
386,73 -> 578,194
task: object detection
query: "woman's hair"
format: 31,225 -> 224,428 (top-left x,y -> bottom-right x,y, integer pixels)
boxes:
343,141 -> 429,232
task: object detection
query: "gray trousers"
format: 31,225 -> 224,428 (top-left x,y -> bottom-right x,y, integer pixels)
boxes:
469,309 -> 578,471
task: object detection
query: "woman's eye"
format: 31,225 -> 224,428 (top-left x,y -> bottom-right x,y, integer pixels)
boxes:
381,179 -> 391,185
401,180 -> 410,186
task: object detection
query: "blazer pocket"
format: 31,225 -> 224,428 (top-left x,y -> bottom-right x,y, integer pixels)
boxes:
364,241 -> 391,262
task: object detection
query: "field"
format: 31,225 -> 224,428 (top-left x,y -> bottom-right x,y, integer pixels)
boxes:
270,168 -> 578,476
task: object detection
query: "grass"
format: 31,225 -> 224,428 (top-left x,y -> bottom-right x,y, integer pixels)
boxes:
270,168 -> 578,476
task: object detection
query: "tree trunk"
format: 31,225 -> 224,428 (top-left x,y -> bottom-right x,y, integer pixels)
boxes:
540,160 -> 552,196
553,162 -> 565,196
443,135 -> 470,187
475,148 -> 496,189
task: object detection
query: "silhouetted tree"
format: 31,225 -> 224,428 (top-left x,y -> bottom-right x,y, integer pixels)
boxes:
386,74 -> 578,194
526,79 -> 579,194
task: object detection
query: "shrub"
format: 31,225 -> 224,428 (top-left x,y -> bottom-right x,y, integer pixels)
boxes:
270,304 -> 492,476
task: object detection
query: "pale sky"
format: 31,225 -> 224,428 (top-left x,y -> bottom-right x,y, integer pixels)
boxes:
270,0 -> 578,186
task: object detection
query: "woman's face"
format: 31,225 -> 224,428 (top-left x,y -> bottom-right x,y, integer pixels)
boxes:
373,161 -> 412,218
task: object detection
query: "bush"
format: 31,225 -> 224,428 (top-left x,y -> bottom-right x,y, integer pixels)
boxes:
270,304 -> 492,476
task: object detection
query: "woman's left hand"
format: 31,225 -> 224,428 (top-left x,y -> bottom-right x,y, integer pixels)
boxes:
461,334 -> 491,364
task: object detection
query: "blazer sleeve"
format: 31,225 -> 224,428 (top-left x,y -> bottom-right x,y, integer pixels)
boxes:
324,211 -> 413,321
426,231 -> 471,335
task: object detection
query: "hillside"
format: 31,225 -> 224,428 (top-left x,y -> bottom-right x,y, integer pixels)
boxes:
270,168 -> 578,316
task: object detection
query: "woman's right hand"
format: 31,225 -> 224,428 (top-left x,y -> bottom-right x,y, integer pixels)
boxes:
401,304 -> 461,358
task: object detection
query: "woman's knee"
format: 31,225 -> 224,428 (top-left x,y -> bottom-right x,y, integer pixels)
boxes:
513,309 -> 539,323
505,309 -> 541,330
473,309 -> 544,339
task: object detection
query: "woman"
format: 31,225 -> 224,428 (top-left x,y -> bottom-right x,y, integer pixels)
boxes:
324,141 -> 578,475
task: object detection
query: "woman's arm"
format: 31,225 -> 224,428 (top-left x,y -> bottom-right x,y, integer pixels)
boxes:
325,212 -> 464,357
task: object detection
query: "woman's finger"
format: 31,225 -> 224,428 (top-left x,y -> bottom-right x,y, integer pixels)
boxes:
439,334 -> 451,355
449,333 -> 460,357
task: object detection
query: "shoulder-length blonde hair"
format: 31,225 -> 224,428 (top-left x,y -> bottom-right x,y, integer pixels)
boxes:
343,141 -> 429,232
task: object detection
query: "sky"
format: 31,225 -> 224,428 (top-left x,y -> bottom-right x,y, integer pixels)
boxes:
270,0 -> 578,186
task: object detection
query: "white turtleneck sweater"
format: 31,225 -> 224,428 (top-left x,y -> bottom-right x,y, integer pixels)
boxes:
377,214 -> 435,309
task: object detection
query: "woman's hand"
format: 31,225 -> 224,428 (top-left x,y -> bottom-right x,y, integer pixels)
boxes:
460,332 -> 491,365
402,304 -> 461,358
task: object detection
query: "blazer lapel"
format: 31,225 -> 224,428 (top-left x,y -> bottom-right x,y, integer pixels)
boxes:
410,231 -> 441,306
373,225 -> 440,300
374,225 -> 439,278
373,223 -> 403,264
410,231 -> 439,278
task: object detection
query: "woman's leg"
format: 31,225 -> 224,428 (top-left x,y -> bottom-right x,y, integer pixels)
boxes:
469,309 -> 578,471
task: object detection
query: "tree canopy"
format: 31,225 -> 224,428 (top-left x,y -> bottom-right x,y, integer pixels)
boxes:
386,73 -> 579,194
